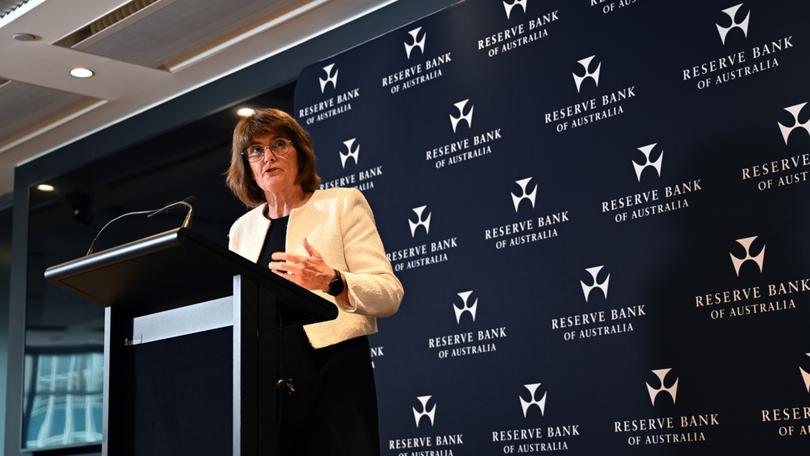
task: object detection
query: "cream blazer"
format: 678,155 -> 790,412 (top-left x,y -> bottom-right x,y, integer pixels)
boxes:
228,187 -> 403,348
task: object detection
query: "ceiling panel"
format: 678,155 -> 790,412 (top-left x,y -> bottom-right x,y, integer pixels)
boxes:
0,0 -> 403,196
0,81 -> 99,147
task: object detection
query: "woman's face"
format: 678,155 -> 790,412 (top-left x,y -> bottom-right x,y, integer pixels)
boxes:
247,133 -> 300,196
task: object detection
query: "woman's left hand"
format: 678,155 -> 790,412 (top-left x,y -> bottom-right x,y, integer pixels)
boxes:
270,238 -> 335,292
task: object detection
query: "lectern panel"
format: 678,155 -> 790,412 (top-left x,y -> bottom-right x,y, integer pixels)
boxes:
131,327 -> 232,456
131,296 -> 232,345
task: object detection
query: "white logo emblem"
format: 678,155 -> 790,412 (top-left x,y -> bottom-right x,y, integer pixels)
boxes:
503,0 -> 527,20
646,368 -> 679,406
778,102 -> 810,145
339,138 -> 359,168
580,266 -> 609,302
801,354 -> 810,393
404,27 -> 426,59
318,63 -> 339,93
716,3 -> 750,45
519,383 -> 547,418
633,143 -> 664,182
511,177 -> 538,212
572,55 -> 601,93
412,395 -> 436,428
453,290 -> 478,324
729,236 -> 765,276
449,99 -> 474,133
408,206 -> 432,238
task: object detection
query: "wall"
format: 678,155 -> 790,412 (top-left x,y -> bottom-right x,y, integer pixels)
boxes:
294,0 -> 810,453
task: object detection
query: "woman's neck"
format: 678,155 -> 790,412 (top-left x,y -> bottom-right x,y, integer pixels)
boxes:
264,186 -> 310,219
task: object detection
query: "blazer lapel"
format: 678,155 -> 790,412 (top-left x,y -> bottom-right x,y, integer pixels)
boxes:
244,204 -> 270,263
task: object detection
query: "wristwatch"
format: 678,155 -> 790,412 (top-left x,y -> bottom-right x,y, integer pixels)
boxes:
327,269 -> 345,296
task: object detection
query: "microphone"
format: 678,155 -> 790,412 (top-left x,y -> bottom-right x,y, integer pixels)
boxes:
85,196 -> 197,256
85,207 -> 158,256
147,196 -> 196,229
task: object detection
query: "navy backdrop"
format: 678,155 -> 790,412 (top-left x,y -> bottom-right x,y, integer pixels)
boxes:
294,0 -> 810,454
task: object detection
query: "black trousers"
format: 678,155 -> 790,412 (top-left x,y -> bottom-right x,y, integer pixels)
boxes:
273,328 -> 380,456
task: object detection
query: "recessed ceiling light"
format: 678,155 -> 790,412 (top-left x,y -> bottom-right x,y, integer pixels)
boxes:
70,67 -> 94,78
36,184 -> 55,192
12,33 -> 40,42
237,107 -> 255,117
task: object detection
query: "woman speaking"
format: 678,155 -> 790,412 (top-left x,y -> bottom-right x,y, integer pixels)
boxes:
226,108 -> 403,455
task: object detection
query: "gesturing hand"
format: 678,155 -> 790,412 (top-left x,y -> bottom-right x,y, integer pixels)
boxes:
270,238 -> 335,292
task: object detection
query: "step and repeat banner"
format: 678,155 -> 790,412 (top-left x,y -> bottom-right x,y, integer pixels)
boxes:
294,0 -> 810,453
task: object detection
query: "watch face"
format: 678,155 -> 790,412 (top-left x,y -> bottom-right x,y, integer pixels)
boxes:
328,282 -> 338,295
328,270 -> 344,296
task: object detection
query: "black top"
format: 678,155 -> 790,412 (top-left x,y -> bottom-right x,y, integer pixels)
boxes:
257,215 -> 289,271
252,214 -> 377,455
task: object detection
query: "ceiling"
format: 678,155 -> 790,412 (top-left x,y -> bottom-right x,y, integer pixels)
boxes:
0,0 -> 394,197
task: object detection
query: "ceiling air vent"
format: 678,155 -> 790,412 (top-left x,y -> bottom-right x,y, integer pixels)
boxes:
0,0 -> 32,19
52,0 -> 303,72
53,0 -> 160,48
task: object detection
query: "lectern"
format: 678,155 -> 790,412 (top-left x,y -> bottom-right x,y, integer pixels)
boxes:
44,228 -> 338,456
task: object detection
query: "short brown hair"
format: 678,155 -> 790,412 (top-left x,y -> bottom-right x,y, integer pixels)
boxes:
226,108 -> 321,207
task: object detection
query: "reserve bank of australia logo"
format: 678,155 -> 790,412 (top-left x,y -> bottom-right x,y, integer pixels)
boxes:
633,143 -> 664,182
716,3 -> 750,45
449,99 -> 474,133
408,206 -> 432,238
580,265 -> 609,302
573,55 -> 601,93
503,0 -> 527,20
413,395 -> 436,427
511,177 -> 537,212
519,383 -> 547,418
453,290 -> 478,324
404,27 -> 426,59
646,368 -> 679,406
729,236 -> 765,277
318,63 -> 339,93
778,102 -> 810,145
339,138 -> 359,168
800,354 -> 810,393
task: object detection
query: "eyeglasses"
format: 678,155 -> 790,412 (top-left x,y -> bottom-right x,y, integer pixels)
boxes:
242,138 -> 292,162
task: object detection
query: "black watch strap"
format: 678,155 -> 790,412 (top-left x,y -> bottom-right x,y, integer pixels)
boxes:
327,269 -> 345,296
